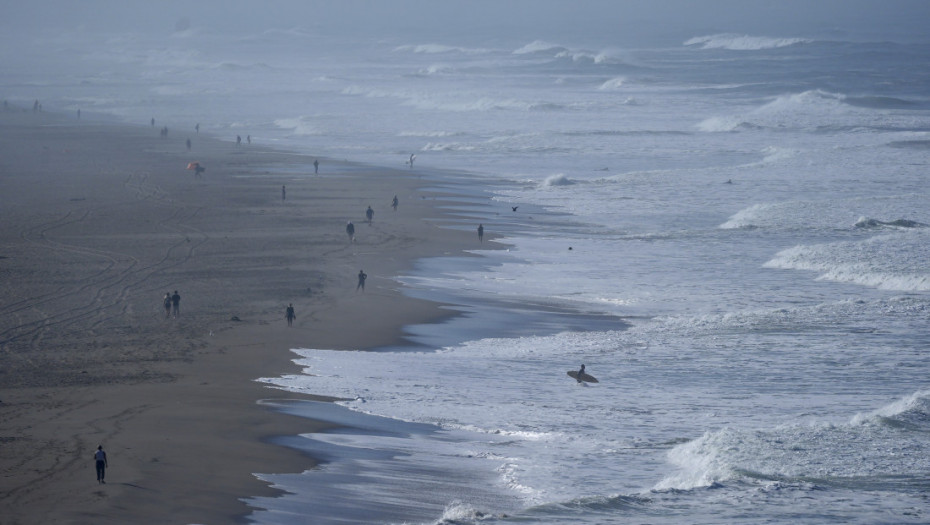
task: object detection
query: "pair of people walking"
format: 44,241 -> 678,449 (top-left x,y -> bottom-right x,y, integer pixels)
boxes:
163,291 -> 181,318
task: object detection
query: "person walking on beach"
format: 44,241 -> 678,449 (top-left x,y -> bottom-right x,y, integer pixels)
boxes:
407,153 -> 416,168
282,185 -> 286,201
477,224 -> 484,242
171,290 -> 181,318
346,221 -> 355,242
356,270 -> 367,292
186,138 -> 191,151
195,123 -> 200,133
163,292 -> 172,319
236,135 -> 242,147
366,206 -> 374,225
392,195 -> 399,211
314,159 -> 319,174
94,445 -> 108,484
285,303 -> 296,327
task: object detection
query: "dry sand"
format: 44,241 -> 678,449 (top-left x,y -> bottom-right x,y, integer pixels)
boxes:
0,109 -> 486,524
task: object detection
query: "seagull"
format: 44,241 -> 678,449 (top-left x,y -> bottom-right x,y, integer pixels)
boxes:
512,206 -> 519,212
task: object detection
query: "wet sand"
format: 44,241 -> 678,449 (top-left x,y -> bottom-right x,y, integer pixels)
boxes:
0,110 -> 482,524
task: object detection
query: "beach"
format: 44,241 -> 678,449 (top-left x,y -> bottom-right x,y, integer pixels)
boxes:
0,109 -> 477,524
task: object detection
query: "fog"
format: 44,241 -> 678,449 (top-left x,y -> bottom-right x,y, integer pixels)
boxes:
3,0 -> 929,45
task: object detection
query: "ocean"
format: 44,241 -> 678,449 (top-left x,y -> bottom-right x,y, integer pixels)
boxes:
4,2 -> 930,523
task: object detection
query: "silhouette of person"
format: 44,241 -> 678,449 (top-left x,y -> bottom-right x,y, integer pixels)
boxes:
357,270 -> 367,292
346,221 -> 355,242
77,109 -> 81,119
314,159 -> 319,174
195,123 -> 200,133
171,290 -> 181,318
94,446 -> 108,484
576,364 -> 586,383
366,206 -> 374,225
247,135 -> 251,144
186,138 -> 191,151
477,224 -> 484,242
163,292 -> 172,319
151,117 -> 155,127
392,195 -> 398,211
282,185 -> 286,201
236,135 -> 241,147
286,304 -> 296,327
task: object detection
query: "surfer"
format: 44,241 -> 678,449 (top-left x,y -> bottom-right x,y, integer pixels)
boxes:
356,269 -> 367,292
366,206 -> 374,224
576,364 -> 586,383
477,223 -> 484,242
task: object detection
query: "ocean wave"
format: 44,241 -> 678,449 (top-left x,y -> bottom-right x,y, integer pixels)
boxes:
764,232 -> 930,291
434,502 -> 492,524
541,174 -> 575,187
273,116 -> 323,136
422,142 -> 475,152
697,90 -> 869,133
851,390 -> 930,430
657,390 -> 930,491
395,43 -> 491,54
685,33 -> 813,50
399,130 -> 464,138
416,63 -> 455,75
854,217 -> 926,229
513,40 -> 567,55
598,77 -> 626,90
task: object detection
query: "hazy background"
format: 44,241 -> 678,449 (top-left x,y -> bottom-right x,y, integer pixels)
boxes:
3,0 -> 929,46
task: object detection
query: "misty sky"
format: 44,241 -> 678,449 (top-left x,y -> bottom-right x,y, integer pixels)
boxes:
2,0 -> 929,45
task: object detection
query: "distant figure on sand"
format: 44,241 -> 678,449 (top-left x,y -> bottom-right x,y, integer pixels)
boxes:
236,135 -> 241,147
171,290 -> 181,318
285,304 -> 296,327
247,135 -> 251,144
346,221 -> 355,242
477,224 -> 484,242
94,446 -> 108,484
392,195 -> 398,211
195,123 -> 200,133
314,159 -> 319,174
366,206 -> 374,225
186,138 -> 191,151
407,154 -> 416,168
356,270 -> 367,292
151,117 -> 155,127
163,292 -> 172,319
282,185 -> 286,201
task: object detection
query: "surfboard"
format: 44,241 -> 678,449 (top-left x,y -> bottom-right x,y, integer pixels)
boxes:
567,371 -> 598,383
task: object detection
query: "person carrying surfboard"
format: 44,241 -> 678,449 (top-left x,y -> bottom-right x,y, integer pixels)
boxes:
576,364 -> 586,382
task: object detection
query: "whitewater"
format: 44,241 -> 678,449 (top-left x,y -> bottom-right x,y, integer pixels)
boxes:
4,4 -> 929,524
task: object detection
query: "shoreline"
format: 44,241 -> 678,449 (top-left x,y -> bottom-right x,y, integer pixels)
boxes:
0,109 -> 496,524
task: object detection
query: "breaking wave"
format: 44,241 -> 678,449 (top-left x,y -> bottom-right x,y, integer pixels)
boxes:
685,33 -> 813,50
657,391 -> 930,491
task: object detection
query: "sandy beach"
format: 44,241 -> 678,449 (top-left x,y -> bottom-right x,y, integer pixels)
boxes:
0,109 -> 481,524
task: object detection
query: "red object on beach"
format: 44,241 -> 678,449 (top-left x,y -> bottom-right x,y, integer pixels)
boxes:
186,162 -> 200,170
